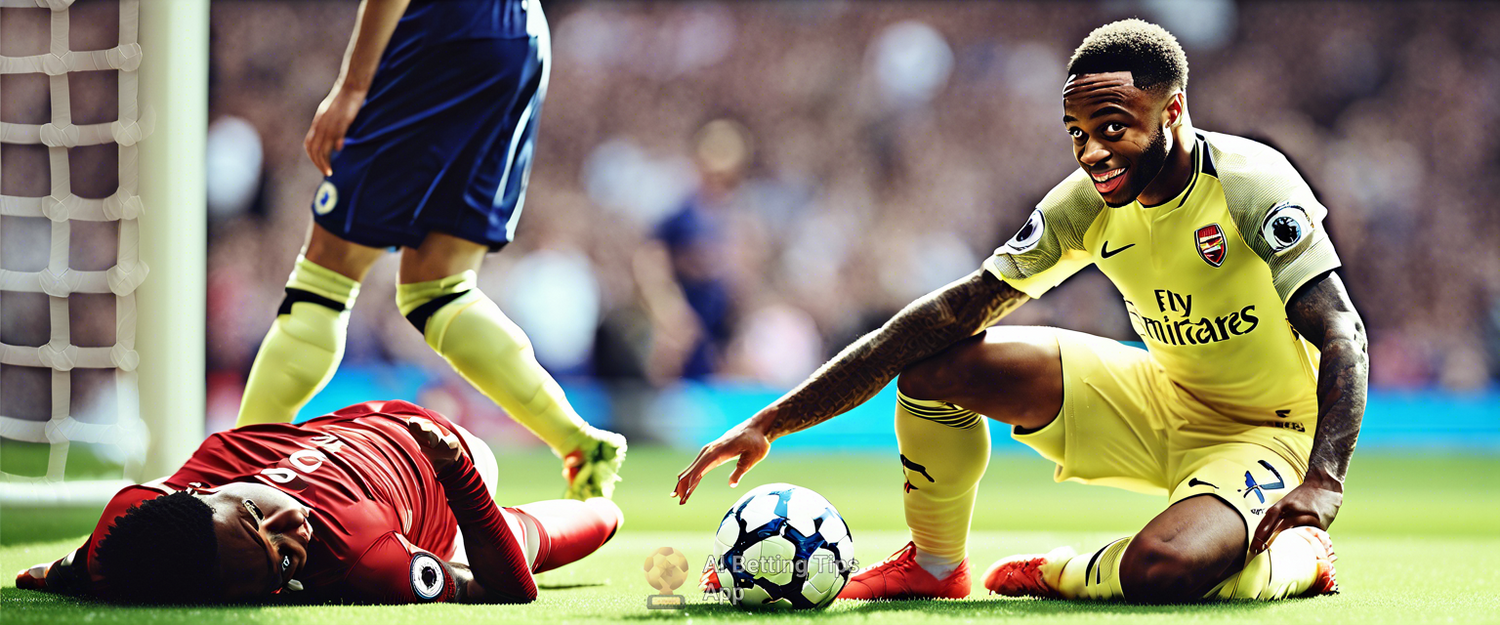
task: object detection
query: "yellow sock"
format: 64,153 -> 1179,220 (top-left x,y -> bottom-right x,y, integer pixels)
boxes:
1055,537 -> 1131,600
397,271 -> 588,455
236,256 -> 359,427
1208,528 -> 1324,600
895,393 -> 989,572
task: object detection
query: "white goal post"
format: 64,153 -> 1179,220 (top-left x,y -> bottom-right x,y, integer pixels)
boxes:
0,0 -> 205,508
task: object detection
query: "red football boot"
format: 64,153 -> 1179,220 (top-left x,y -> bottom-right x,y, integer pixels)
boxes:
700,564 -> 722,593
837,542 -> 971,600
982,546 -> 1076,599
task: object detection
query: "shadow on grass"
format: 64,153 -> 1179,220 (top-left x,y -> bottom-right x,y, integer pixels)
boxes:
538,581 -> 610,590
618,595 -> 1278,620
2,586 -> 272,613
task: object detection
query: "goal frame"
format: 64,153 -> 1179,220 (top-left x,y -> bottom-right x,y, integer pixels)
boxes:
0,0 -> 205,509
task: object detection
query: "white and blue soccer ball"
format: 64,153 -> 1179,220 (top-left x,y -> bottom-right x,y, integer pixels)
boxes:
710,483 -> 855,610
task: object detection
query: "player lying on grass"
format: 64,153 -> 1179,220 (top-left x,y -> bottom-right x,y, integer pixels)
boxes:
677,19 -> 1364,603
15,400 -> 621,604
233,0 -> 625,500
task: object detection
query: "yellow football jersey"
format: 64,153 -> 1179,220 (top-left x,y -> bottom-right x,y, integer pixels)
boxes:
983,132 -> 1340,430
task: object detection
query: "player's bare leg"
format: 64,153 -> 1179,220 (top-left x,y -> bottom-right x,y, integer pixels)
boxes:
237,224 -> 384,427
1120,495 -> 1246,600
899,329 -> 1065,432
397,231 -> 626,499
840,327 -> 1062,600
304,223 -> 387,281
397,229 -> 489,284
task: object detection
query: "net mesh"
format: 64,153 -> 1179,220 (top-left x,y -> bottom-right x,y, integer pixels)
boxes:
1,0 -> 146,501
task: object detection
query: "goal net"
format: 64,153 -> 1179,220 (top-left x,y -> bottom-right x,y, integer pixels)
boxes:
0,0 -> 204,514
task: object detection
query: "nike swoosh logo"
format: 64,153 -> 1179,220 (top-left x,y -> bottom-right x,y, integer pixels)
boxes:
1100,241 -> 1135,258
1188,478 -> 1218,490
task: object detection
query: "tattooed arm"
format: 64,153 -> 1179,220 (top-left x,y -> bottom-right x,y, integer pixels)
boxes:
1250,270 -> 1368,552
756,272 -> 1027,438
673,270 -> 1028,503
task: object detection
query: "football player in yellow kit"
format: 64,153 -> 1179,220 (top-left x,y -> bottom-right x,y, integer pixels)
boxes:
674,19 -> 1365,603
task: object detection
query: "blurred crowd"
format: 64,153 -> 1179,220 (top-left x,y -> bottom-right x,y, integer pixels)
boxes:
7,1 -> 1496,434
198,0 -> 1499,430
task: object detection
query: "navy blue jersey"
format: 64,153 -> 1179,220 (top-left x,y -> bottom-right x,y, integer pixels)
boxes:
312,0 -> 549,250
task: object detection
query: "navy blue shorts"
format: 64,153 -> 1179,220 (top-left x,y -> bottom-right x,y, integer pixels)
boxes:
311,1 -> 548,251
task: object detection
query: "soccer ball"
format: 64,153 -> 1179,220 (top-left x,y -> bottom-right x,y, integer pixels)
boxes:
709,483 -> 855,610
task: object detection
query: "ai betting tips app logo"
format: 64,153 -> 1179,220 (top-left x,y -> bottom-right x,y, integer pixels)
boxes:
642,547 -> 690,609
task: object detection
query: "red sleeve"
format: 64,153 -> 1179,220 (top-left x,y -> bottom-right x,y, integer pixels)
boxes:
435,454 -> 537,603
344,533 -> 460,604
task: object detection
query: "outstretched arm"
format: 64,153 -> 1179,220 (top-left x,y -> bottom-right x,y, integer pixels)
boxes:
1251,271 -> 1368,553
15,485 -> 160,597
757,271 -> 1026,438
14,548 -> 88,595
304,0 -> 412,176
673,270 -> 1029,503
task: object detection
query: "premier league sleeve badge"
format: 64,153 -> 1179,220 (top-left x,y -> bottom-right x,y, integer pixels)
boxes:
1260,202 -> 1313,255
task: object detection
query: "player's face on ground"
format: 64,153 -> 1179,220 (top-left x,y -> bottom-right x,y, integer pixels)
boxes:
1063,71 -> 1175,207
198,482 -> 314,601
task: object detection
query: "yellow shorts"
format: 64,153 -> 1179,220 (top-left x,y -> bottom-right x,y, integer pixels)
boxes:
1012,329 -> 1314,543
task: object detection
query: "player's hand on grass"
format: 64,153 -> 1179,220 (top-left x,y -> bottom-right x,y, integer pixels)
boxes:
304,84 -> 367,177
1251,474 -> 1342,553
673,422 -> 771,505
406,418 -> 466,473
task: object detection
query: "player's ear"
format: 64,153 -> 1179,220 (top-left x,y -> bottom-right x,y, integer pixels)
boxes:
1162,92 -> 1186,128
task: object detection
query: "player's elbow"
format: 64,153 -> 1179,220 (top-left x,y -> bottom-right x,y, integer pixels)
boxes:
1350,315 -> 1368,354
1324,312 -> 1368,367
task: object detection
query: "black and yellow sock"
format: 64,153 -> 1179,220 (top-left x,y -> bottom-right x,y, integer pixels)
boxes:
895,393 -> 989,573
236,256 -> 359,427
396,271 -> 588,455
1055,537 -> 1131,599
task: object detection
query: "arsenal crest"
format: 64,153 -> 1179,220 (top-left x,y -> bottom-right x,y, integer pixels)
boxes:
1195,224 -> 1226,267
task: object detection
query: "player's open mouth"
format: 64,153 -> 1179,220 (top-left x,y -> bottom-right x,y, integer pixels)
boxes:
1091,167 -> 1127,194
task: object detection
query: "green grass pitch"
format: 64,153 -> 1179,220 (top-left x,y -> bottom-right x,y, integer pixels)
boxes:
4,448 -> 1498,624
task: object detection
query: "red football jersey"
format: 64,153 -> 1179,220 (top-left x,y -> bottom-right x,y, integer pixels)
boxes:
67,400 -> 493,602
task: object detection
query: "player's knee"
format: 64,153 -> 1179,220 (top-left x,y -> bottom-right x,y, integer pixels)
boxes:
1120,537 -> 1206,603
303,229 -> 381,281
399,232 -> 487,283
897,357 -> 959,402
588,498 -> 624,544
899,330 -> 1059,427
897,335 -> 988,402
